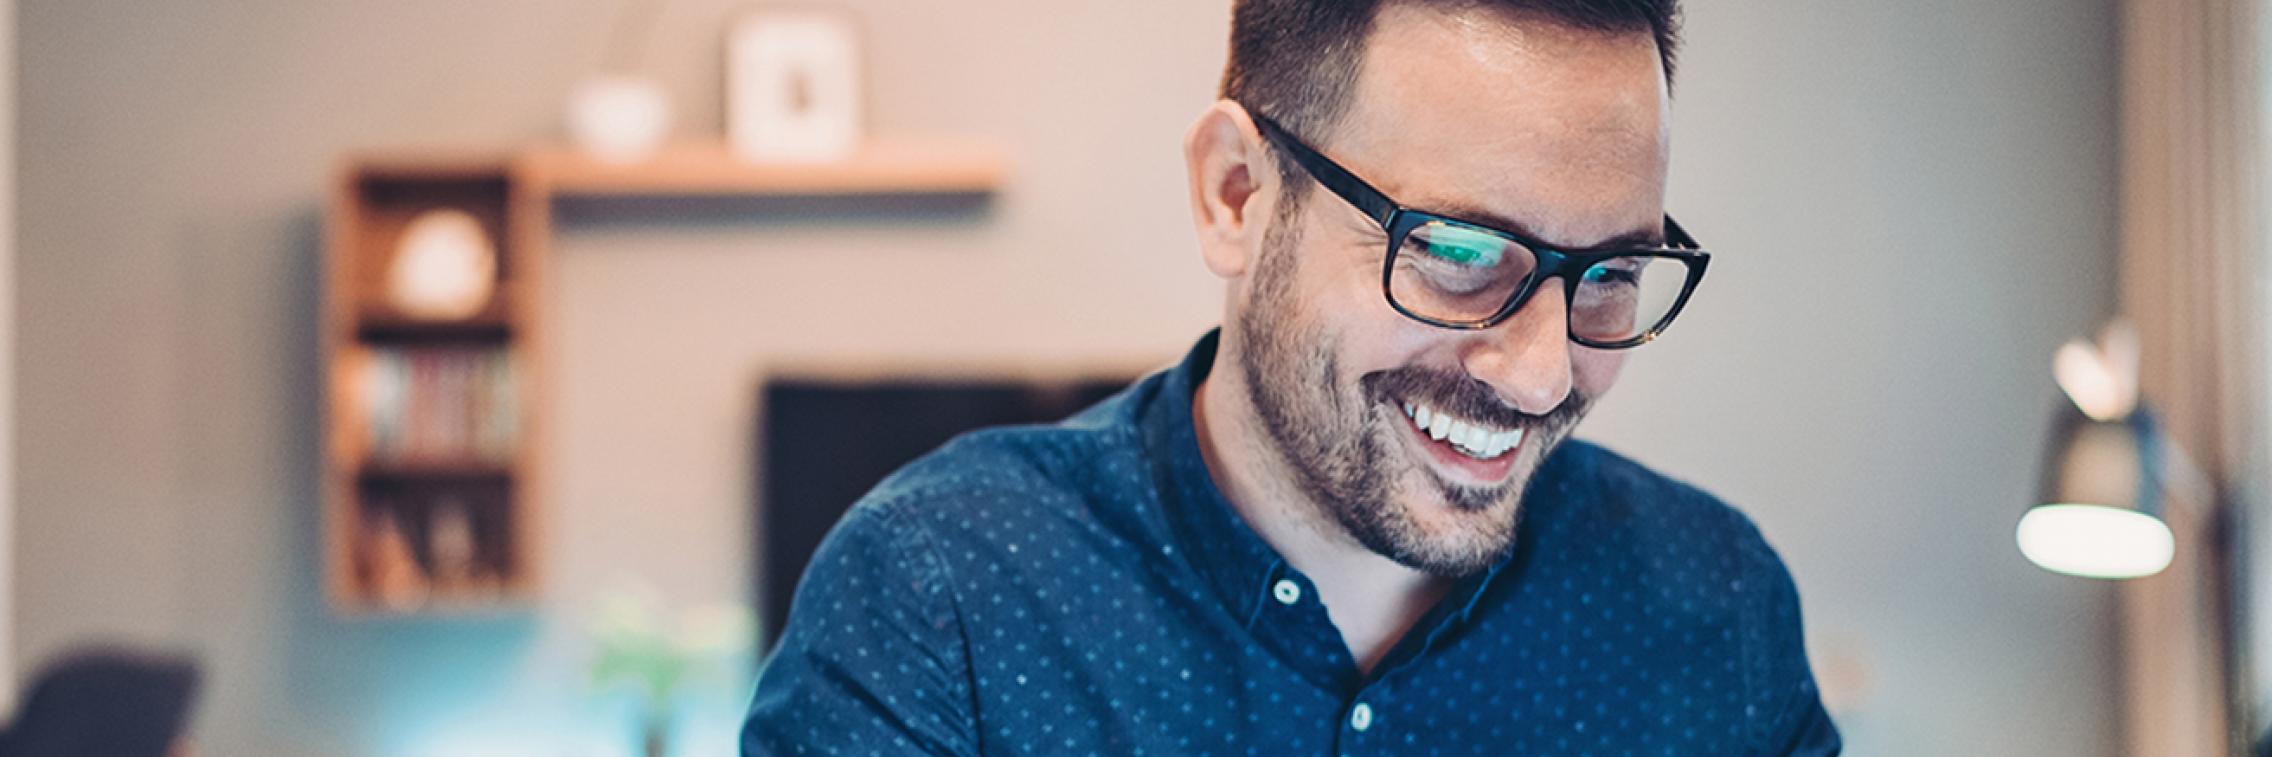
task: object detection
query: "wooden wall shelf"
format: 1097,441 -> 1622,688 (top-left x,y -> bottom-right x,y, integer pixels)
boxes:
322,137 -> 1008,616
520,138 -> 1008,196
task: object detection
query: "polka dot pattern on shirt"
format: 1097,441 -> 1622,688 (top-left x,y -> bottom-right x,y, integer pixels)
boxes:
742,331 -> 1840,756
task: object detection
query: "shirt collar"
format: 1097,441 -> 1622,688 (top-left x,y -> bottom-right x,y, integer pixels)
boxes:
1141,329 -> 1289,623
1140,330 -> 1530,637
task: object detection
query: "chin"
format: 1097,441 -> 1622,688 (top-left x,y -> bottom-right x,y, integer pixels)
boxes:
1356,482 -> 1524,576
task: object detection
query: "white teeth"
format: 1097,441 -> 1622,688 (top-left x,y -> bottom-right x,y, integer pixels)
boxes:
1403,401 -> 1524,461
1495,428 -> 1525,455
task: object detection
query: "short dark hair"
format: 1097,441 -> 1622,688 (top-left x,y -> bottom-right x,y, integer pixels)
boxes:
1221,0 -> 1681,145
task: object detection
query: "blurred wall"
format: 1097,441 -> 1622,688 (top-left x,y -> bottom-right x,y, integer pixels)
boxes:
1602,3 -> 2127,752
16,1 -> 2121,755
0,0 -> 13,713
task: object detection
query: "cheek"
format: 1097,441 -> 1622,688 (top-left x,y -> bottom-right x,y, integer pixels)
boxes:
1318,248 -> 1390,320
1279,213 -> 1458,384
1330,297 -> 1444,388
1571,349 -> 1625,398
1296,258 -> 1413,360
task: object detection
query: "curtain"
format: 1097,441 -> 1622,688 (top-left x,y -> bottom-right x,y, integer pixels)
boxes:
2115,0 -> 2265,753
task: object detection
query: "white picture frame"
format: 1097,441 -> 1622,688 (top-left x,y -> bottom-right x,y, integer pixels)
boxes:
727,9 -> 862,163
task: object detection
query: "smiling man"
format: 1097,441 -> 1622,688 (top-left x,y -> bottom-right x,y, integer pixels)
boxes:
743,1 -> 1838,754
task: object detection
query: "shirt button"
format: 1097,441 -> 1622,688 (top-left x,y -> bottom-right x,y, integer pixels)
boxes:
1350,702 -> 1374,732
1272,579 -> 1302,605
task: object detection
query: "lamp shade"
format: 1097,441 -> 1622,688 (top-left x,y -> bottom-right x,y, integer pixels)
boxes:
2017,405 -> 2174,579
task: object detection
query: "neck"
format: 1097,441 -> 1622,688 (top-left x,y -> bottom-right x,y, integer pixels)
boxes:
1192,349 -> 1452,674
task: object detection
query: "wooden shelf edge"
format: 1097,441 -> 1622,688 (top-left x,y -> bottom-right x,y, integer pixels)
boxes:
354,320 -> 514,344
518,137 -> 1009,196
355,462 -> 515,481
342,150 -> 518,182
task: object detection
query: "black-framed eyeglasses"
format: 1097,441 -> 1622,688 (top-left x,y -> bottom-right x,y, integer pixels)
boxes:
1249,111 -> 1711,350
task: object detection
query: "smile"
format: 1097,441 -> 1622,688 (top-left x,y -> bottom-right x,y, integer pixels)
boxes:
1401,401 -> 1524,461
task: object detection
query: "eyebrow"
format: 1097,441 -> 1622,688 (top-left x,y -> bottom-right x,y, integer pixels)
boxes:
1420,199 -> 1666,252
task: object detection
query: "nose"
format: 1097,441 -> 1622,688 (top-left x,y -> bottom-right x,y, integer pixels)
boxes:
1459,281 -> 1574,415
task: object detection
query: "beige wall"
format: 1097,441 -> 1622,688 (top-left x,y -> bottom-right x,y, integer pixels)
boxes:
18,1 -> 2122,754
0,0 -> 14,713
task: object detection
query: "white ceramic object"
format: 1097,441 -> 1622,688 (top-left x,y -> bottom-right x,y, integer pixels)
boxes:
569,75 -> 672,164
386,209 -> 497,320
727,12 -> 861,163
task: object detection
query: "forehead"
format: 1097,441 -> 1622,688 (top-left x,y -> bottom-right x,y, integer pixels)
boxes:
1329,4 -> 1670,246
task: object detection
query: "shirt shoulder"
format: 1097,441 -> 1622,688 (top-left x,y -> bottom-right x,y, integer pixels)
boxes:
1529,439 -> 1803,662
841,373 -> 1171,561
1541,439 -> 1782,573
1537,440 -> 1829,751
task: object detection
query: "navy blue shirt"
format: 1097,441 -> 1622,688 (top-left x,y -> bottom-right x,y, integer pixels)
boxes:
743,332 -> 1839,755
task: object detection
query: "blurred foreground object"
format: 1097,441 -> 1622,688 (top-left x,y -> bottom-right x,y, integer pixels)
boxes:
2019,320 -> 2179,579
0,647 -> 199,757
589,589 -> 754,757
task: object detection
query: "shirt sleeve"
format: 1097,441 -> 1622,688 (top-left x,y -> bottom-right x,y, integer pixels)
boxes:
741,497 -> 979,756
1745,533 -> 1842,757
1744,552 -> 1835,750
1765,695 -> 1843,756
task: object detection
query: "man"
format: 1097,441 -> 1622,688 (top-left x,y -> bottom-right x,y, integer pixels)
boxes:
744,0 -> 1839,754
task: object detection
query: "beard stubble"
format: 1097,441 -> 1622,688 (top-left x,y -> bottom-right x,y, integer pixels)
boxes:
1232,202 -> 1593,576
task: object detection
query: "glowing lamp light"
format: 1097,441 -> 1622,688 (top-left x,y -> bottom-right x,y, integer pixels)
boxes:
2017,504 -> 2175,580
2019,320 -> 2174,580
2051,322 -> 2138,422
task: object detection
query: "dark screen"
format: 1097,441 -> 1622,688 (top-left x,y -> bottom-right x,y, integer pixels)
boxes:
755,377 -> 1129,652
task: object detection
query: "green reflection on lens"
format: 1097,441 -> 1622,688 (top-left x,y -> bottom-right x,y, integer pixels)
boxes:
1581,262 -> 1638,286
1421,224 -> 1506,267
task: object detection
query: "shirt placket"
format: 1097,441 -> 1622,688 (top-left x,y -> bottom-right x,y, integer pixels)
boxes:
1324,565 -> 1502,755
1247,562 -> 1396,753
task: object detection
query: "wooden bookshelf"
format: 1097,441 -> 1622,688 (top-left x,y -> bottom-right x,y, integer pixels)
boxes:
322,139 -> 1008,616
324,153 -> 535,616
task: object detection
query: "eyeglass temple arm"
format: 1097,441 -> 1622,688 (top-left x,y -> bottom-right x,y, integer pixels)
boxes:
1250,114 -> 1399,227
1663,215 -> 1697,249
1255,110 -> 1701,254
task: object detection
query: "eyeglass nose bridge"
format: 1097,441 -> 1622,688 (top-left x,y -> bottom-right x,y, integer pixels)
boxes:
1494,249 -> 1679,348
1481,246 -> 1590,334
1470,245 -> 1583,333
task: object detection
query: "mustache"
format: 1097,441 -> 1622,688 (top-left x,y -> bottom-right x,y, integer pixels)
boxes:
1359,367 -> 1592,434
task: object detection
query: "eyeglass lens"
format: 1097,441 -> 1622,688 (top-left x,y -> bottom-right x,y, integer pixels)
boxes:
1389,219 -> 1689,344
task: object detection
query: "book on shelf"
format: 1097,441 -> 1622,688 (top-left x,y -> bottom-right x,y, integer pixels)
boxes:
362,346 -> 519,469
353,489 -> 512,610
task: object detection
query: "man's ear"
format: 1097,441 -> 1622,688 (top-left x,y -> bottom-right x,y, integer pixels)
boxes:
1183,100 -> 1272,280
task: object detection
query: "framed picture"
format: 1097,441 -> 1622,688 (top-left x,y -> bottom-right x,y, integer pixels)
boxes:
727,9 -> 862,163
